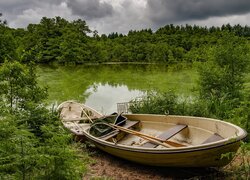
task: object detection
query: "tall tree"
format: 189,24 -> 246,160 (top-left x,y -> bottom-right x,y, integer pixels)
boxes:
0,61 -> 47,112
0,13 -> 17,62
198,33 -> 250,118
0,13 -> 7,25
0,60 -> 86,179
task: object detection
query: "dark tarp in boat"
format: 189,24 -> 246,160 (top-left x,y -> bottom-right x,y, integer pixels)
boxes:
89,113 -> 127,137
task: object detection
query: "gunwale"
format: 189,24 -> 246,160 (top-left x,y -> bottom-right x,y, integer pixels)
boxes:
58,101 -> 247,167
83,114 -> 246,152
84,130 -> 242,154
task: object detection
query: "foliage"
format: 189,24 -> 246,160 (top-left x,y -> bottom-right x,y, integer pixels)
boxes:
130,91 -> 181,114
0,61 -> 47,113
198,34 -> 249,105
130,32 -> 250,127
17,17 -> 91,64
0,116 -> 39,179
223,142 -> 250,179
197,34 -> 249,119
2,15 -> 250,65
0,14 -> 17,62
0,31 -> 17,62
227,94 -> 250,141
0,115 -> 87,180
0,61 -> 87,179
129,92 -> 213,118
0,13 -> 7,25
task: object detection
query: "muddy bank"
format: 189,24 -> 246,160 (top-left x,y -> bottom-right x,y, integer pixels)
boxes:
84,149 -> 225,180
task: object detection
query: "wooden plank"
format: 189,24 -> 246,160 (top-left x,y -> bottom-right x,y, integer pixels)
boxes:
62,116 -> 100,122
141,124 -> 187,148
202,133 -> 223,144
100,120 -> 140,141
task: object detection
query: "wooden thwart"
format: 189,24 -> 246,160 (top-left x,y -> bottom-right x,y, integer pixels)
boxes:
100,122 -> 186,148
141,124 -> 188,148
100,120 -> 140,140
202,133 -> 223,144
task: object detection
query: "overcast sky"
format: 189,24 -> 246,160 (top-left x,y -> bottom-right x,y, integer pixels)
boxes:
1,0 -> 250,34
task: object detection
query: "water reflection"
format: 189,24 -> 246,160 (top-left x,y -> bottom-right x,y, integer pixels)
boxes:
37,64 -> 197,112
85,83 -> 144,114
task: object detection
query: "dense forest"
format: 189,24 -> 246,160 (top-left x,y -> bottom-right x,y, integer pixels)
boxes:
1,14 -> 250,179
1,15 -> 250,65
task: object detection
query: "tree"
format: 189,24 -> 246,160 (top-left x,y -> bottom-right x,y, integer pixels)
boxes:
57,19 -> 91,64
198,33 -> 250,118
0,12 -> 7,25
0,14 -> 17,62
0,61 -> 86,179
0,31 -> 17,62
0,61 -> 47,112
0,112 -> 86,179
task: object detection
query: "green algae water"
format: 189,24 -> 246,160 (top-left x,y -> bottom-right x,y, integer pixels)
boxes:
37,64 -> 198,114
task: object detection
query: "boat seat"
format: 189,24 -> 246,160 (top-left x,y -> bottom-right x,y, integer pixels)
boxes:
141,124 -> 188,148
202,133 -> 223,144
100,120 -> 140,141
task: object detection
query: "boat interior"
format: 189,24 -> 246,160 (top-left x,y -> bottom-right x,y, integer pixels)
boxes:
59,102 -> 243,149
95,119 -> 225,148
70,116 -> 242,149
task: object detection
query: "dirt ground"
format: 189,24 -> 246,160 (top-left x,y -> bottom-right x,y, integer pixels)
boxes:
84,148 -> 227,180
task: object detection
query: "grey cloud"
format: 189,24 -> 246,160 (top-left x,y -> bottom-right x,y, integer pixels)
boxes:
146,0 -> 250,24
0,0 -> 66,24
0,1 -> 31,15
67,0 -> 114,20
0,0 -> 63,12
1,0 -> 250,34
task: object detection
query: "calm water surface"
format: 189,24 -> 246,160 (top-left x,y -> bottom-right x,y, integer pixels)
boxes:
37,64 -> 198,114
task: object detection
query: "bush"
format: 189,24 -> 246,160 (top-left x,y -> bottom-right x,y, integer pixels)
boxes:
130,91 -> 180,114
0,61 -> 88,179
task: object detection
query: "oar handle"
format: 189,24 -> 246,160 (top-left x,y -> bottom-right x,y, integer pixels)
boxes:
111,124 -> 186,147
81,107 -> 94,123
108,123 -> 173,148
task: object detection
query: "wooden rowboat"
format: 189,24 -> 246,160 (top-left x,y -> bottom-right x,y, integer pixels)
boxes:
58,101 -> 247,167
58,101 -> 103,139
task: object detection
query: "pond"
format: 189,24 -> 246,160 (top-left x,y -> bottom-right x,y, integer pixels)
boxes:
37,64 -> 198,114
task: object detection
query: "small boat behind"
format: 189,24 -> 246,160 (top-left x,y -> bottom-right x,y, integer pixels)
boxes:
57,100 -> 103,138
58,101 -> 247,167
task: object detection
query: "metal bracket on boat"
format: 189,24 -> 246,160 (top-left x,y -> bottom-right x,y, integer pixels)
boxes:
164,110 -> 170,116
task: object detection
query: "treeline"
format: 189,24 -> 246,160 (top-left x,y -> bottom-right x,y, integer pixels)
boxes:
0,15 -> 88,178
1,15 -> 250,64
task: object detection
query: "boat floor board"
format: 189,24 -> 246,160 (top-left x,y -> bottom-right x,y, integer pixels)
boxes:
100,120 -> 140,141
202,133 -> 223,144
141,124 -> 188,148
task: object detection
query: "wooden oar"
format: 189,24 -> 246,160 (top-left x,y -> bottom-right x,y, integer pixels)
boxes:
111,124 -> 173,148
103,123 -> 184,148
80,107 -> 94,123
104,123 -> 172,148
110,124 -> 186,147
62,117 -> 99,122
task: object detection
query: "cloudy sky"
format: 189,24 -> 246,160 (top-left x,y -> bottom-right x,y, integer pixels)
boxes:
1,0 -> 250,34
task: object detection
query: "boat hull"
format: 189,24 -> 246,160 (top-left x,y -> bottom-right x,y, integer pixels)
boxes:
58,102 -> 247,167
86,134 -> 240,167
83,113 -> 247,167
